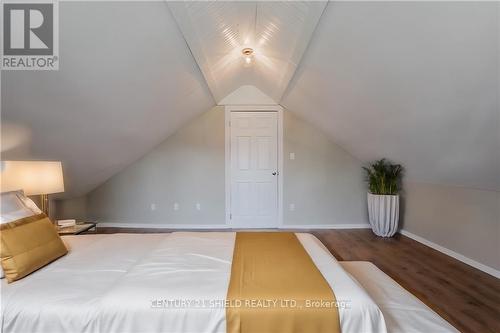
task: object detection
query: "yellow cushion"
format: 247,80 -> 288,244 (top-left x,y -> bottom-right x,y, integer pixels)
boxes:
0,214 -> 68,283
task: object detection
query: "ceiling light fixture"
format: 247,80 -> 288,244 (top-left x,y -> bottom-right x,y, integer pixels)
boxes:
242,47 -> 254,66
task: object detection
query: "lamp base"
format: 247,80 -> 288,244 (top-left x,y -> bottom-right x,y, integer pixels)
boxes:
40,194 -> 50,218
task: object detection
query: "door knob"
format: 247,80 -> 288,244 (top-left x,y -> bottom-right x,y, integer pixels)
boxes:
272,171 -> 277,176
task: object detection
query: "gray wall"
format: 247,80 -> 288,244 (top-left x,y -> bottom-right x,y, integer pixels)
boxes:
284,112 -> 367,225
85,106 -> 226,225
402,182 -> 500,270
57,107 -> 367,227
53,196 -> 87,221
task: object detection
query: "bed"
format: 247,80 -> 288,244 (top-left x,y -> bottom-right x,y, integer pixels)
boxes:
340,262 -> 459,333
1,232 -> 387,333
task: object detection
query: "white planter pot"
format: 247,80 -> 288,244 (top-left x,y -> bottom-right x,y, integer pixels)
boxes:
367,193 -> 399,237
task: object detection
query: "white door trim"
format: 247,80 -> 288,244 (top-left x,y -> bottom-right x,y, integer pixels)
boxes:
225,105 -> 284,228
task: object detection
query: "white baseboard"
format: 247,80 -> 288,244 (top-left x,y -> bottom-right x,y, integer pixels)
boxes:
400,229 -> 500,279
97,222 -> 371,230
97,222 -> 230,229
281,224 -> 371,229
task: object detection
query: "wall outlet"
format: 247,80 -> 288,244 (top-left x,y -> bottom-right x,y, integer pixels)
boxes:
150,203 -> 156,211
289,152 -> 295,160
289,203 -> 295,211
173,203 -> 179,211
196,203 -> 201,211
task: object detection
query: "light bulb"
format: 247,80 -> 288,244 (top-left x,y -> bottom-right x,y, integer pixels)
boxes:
241,47 -> 254,66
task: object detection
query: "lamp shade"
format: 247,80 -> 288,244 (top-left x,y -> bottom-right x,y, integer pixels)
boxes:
0,161 -> 64,195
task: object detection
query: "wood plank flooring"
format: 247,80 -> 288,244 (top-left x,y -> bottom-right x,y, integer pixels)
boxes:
95,227 -> 500,333
311,229 -> 500,333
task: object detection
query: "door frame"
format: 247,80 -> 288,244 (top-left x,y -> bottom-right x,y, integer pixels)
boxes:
225,105 -> 284,228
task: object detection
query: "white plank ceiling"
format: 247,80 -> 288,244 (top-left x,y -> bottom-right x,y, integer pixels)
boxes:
168,1 -> 327,103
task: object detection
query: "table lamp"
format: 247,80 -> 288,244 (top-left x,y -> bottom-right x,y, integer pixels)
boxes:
0,161 -> 64,217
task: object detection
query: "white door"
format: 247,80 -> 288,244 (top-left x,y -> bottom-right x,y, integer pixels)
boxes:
230,112 -> 278,227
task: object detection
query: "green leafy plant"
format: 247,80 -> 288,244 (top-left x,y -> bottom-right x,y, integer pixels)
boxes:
363,159 -> 403,195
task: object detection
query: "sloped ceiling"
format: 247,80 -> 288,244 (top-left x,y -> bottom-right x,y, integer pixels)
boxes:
168,1 -> 326,103
1,1 -> 498,198
1,2 -> 214,197
282,1 -> 499,191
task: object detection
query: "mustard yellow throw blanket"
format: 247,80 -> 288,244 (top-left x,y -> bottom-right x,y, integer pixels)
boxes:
226,232 -> 340,333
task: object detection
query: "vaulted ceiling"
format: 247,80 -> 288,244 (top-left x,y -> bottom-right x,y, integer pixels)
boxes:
1,2 -> 215,197
281,1 -> 499,191
168,1 -> 326,103
1,1 -> 498,196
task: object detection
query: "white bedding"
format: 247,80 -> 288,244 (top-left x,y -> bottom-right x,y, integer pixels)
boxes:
340,262 -> 458,333
0,232 -> 387,333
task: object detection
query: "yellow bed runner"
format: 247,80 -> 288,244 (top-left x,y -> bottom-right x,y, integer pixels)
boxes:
226,232 -> 340,333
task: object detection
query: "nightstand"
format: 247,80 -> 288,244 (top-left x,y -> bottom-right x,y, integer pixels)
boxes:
57,222 -> 97,235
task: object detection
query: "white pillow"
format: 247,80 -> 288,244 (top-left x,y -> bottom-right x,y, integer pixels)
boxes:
1,190 -> 26,213
0,190 -> 42,224
18,193 -> 42,215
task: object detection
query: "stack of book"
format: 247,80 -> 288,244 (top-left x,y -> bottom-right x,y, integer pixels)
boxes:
57,219 -> 76,228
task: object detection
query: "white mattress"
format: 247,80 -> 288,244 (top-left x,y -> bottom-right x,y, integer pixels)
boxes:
340,262 -> 458,333
0,232 -> 387,333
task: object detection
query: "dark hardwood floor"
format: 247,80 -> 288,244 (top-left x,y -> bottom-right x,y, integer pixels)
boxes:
312,229 -> 500,333
95,227 -> 500,333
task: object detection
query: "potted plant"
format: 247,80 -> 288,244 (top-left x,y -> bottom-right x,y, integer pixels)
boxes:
363,159 -> 403,237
